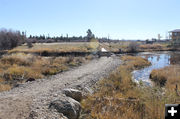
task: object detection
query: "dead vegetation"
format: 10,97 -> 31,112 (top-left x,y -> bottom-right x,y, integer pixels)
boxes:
81,56 -> 180,119
100,42 -> 171,53
81,56 -> 150,119
8,43 -> 93,54
139,44 -> 170,51
150,66 -> 180,90
0,53 -> 93,92
7,42 -> 172,55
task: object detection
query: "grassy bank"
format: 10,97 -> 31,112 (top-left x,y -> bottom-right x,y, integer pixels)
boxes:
8,42 -> 100,54
81,56 -> 180,119
99,42 -> 173,54
150,66 -> 180,90
0,53 -> 93,92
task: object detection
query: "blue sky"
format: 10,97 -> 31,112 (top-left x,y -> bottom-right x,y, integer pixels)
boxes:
0,0 -> 180,40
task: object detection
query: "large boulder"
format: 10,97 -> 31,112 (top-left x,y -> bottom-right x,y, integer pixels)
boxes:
49,98 -> 81,119
63,89 -> 83,102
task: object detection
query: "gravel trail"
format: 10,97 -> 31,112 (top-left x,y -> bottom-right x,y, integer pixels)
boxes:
0,56 -> 121,119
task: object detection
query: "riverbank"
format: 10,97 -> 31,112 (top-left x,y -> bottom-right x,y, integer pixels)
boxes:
81,55 -> 180,119
150,65 -> 180,90
81,56 -> 151,119
1,43 -> 178,57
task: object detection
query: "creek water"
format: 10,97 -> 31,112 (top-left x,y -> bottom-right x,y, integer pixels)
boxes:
132,51 -> 180,86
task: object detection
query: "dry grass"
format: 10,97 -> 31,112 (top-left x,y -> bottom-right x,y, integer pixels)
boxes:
8,42 -> 171,54
101,42 -> 170,53
0,84 -> 11,92
0,53 -> 92,92
121,56 -> 151,69
100,42 -> 131,52
1,53 -> 35,66
81,56 -> 151,119
139,44 -> 169,51
139,44 -> 163,49
8,42 -> 93,54
4,65 -> 43,81
81,56 -> 180,119
150,66 -> 180,90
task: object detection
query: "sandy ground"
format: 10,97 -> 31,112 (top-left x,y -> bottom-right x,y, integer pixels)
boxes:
0,56 -> 121,119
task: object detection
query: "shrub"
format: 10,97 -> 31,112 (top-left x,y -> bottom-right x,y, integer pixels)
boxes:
121,56 -> 151,69
27,41 -> 33,48
1,53 -> 35,66
150,69 -> 167,86
42,64 -> 68,75
150,66 -> 180,90
3,65 -> 43,81
127,42 -> 139,53
0,29 -> 25,50
85,55 -> 93,60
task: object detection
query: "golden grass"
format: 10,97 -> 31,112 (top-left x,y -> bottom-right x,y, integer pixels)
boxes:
81,56 -> 151,119
139,44 -> 163,49
0,84 -> 11,92
8,42 -> 92,54
81,56 -> 180,119
4,65 -> 43,81
101,42 -> 170,53
1,53 -> 34,66
0,53 -> 92,92
121,55 -> 151,69
150,66 -> 180,90
139,44 -> 169,51
0,78 -> 4,82
7,42 -> 171,55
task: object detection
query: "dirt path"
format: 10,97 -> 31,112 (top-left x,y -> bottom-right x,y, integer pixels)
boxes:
0,56 -> 121,119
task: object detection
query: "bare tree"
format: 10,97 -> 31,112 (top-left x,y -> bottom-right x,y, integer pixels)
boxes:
0,29 -> 25,50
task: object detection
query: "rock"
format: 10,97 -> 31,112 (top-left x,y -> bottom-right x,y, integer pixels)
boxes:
84,87 -> 93,94
49,98 -> 81,119
63,89 -> 83,102
26,78 -> 35,82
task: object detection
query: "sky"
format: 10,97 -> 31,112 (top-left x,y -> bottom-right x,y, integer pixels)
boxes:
0,0 -> 180,40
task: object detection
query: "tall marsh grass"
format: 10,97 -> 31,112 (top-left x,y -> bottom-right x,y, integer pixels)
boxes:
150,66 -> 180,90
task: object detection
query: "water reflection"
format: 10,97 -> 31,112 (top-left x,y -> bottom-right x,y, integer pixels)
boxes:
132,52 -> 180,85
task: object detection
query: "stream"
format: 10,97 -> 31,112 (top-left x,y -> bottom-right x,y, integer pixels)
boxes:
132,51 -> 180,86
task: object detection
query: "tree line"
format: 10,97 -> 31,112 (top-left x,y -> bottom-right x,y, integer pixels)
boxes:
27,29 -> 119,43
28,29 -> 96,43
0,28 -> 120,50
